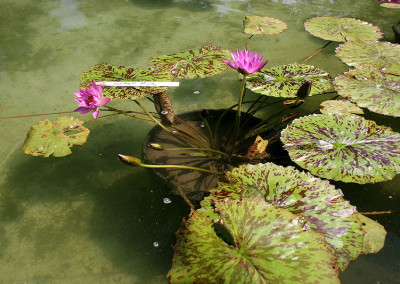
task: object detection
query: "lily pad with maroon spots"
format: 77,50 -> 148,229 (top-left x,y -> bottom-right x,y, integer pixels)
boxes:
80,63 -> 174,100
22,116 -> 90,157
148,45 -> 231,79
281,113 -> 400,183
246,64 -> 332,98
169,197 -> 340,283
243,16 -> 287,35
336,41 -> 400,75
304,17 -> 383,42
334,68 -> 400,117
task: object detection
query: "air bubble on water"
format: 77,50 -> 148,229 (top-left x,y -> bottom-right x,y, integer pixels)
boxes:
163,197 -> 172,204
171,70 -> 177,74
200,124 -> 205,127
172,130 -> 177,134
389,195 -> 393,199
193,90 -> 200,94
153,242 -> 159,247
161,110 -> 169,115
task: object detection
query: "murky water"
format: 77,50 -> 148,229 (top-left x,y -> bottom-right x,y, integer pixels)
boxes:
0,0 -> 399,282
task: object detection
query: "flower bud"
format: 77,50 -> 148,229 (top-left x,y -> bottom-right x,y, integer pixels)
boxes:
200,109 -> 210,118
296,81 -> 312,99
118,154 -> 142,166
148,143 -> 165,151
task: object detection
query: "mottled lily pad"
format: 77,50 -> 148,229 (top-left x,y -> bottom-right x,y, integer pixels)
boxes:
169,197 -> 339,283
304,17 -> 383,42
281,114 -> 400,183
334,68 -> 400,117
80,63 -> 174,100
200,162 -> 369,270
243,16 -> 287,35
148,45 -> 230,79
320,99 -> 364,115
22,116 -> 90,157
246,64 -> 332,98
336,41 -> 400,75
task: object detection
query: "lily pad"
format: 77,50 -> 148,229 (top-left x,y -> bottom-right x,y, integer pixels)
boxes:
169,198 -> 339,283
200,162 -> 367,270
336,41 -> 400,75
281,113 -> 400,183
304,17 -> 383,42
334,68 -> 400,117
22,116 -> 90,157
246,64 -> 332,98
80,63 -> 174,100
243,16 -> 287,35
320,99 -> 364,115
148,45 -> 231,79
357,213 -> 387,254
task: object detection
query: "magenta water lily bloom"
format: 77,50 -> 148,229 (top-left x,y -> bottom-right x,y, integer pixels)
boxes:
74,81 -> 111,119
224,49 -> 268,75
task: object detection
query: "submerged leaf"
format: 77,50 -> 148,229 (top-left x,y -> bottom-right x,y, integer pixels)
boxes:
304,17 -> 383,42
169,198 -> 340,283
22,116 -> 90,157
320,99 -> 364,115
281,114 -> 400,183
246,64 -> 332,98
357,213 -> 387,254
334,68 -> 400,117
243,16 -> 287,35
80,63 -> 174,100
148,45 -> 231,79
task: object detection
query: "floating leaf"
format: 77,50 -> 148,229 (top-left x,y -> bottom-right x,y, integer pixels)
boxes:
243,16 -> 287,35
22,116 -> 89,157
246,64 -> 332,98
304,17 -> 383,42
245,135 -> 269,161
320,99 -> 364,115
281,114 -> 400,183
334,68 -> 400,117
169,198 -> 340,283
336,41 -> 400,75
357,213 -> 387,254
148,45 -> 230,79
80,63 -> 174,100
201,162 -> 369,270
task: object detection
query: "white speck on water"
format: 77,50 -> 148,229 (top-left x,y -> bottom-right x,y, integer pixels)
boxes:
200,124 -> 205,128
161,110 -> 169,115
389,195 -> 393,199
163,198 -> 171,204
193,90 -> 200,94
153,242 -> 159,247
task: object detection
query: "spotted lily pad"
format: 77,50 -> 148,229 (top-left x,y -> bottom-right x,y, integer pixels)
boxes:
336,41 -> 400,75
22,116 -> 90,157
281,114 -> 400,183
320,99 -> 364,115
243,16 -> 287,35
148,45 -> 230,79
169,197 -> 339,283
200,162 -> 370,270
246,64 -> 332,97
80,63 -> 174,100
304,17 -> 383,42
334,68 -> 400,117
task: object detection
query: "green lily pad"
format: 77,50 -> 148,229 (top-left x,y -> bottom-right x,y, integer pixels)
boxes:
148,45 -> 230,79
243,16 -> 287,35
246,64 -> 332,98
357,213 -> 387,254
334,68 -> 400,117
320,99 -> 364,115
80,63 -> 174,100
281,113 -> 400,183
200,162 -> 367,270
304,17 -> 383,42
169,197 -> 339,283
336,41 -> 400,75
22,116 -> 90,157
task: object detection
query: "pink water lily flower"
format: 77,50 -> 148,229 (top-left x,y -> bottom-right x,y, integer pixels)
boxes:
224,49 -> 268,75
74,81 -> 111,119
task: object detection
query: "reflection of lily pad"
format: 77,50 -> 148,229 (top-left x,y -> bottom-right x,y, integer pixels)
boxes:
22,116 -> 90,157
304,17 -> 383,42
281,114 -> 400,183
148,45 -> 230,79
80,63 -> 174,100
246,64 -> 332,97
320,99 -> 364,115
336,41 -> 400,75
334,68 -> 400,117
243,16 -> 287,35
169,198 -> 339,283
200,162 -> 369,270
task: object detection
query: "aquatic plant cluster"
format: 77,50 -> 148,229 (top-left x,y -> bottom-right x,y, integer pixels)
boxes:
22,13 -> 400,283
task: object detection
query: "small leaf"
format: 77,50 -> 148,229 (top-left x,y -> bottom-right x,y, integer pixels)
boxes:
358,213 -> 387,254
22,116 -> 90,157
245,135 -> 269,161
243,16 -> 287,35
320,99 -> 364,115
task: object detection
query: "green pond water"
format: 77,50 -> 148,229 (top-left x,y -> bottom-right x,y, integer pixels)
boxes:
0,0 -> 399,282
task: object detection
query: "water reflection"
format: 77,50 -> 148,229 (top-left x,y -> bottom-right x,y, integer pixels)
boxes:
49,0 -> 87,31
